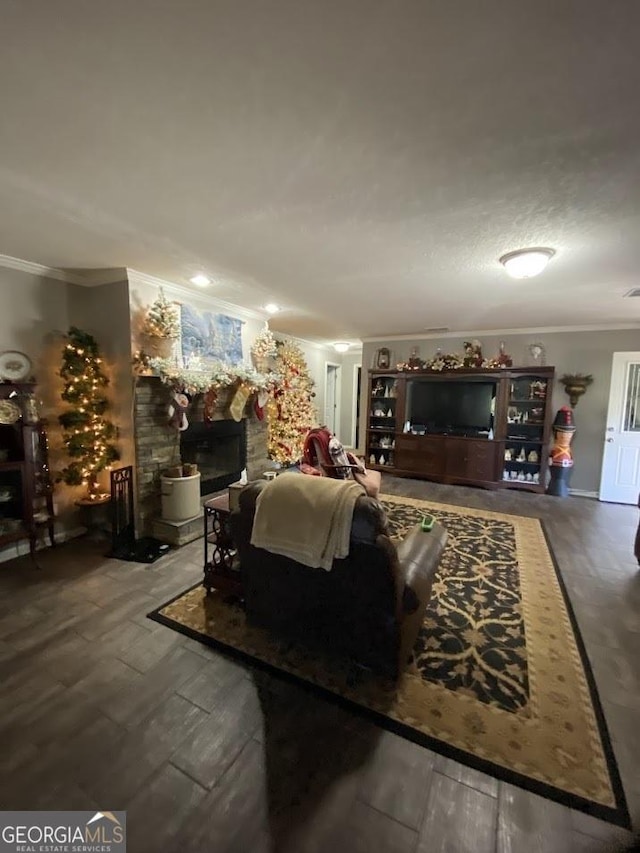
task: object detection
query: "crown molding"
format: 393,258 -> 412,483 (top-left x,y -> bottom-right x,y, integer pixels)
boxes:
272,332 -> 363,354
361,323 -> 640,342
126,268 -> 267,323
273,332 -> 333,352
0,254 -> 128,286
0,253 -> 79,283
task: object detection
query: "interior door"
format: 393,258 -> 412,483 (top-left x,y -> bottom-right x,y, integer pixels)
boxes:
599,352 -> 640,504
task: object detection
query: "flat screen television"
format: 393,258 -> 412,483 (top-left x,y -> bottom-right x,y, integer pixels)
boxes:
407,380 -> 496,435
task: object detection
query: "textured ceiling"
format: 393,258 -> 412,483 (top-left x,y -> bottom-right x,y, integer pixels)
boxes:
1,0 -> 640,340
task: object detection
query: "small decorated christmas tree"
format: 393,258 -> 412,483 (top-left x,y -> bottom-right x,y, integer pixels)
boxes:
58,327 -> 120,501
142,287 -> 180,339
250,322 -> 277,372
267,340 -> 317,464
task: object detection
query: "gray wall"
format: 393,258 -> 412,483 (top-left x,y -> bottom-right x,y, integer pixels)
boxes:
362,329 -> 640,494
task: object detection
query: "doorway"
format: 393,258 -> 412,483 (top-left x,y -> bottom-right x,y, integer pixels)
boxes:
599,351 -> 640,503
352,365 -> 362,449
324,362 -> 341,436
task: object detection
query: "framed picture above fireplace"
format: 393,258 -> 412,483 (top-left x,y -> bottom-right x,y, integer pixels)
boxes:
180,303 -> 243,366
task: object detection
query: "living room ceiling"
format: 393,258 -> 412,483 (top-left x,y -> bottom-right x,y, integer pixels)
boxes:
1,1 -> 640,341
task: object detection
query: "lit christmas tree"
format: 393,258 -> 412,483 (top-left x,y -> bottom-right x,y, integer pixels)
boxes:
58,327 -> 120,501
267,340 -> 317,464
142,287 -> 180,339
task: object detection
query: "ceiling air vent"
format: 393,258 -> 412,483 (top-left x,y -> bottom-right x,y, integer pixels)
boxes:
624,288 -> 640,298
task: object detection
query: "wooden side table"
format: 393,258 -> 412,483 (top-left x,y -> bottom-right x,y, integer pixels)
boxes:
203,494 -> 242,597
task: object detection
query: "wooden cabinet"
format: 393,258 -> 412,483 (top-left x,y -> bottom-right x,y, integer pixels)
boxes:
365,373 -> 399,469
365,366 -> 554,492
500,372 -> 553,491
446,438 -> 498,483
395,435 -> 445,478
0,383 -> 55,562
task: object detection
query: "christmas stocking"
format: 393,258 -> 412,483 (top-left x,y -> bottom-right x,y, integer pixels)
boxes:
228,381 -> 250,422
254,388 -> 269,421
203,387 -> 218,422
168,391 -> 190,431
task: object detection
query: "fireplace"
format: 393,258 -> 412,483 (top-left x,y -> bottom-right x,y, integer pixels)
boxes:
180,419 -> 247,495
134,378 -> 270,536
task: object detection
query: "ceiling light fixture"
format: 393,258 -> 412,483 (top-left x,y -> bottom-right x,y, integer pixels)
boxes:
333,342 -> 351,353
190,274 -> 211,287
264,303 -> 280,314
499,248 -> 555,279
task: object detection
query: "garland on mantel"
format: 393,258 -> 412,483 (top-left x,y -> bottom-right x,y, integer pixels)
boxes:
148,356 -> 280,395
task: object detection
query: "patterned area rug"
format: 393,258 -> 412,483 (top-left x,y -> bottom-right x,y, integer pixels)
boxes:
148,494 -> 630,827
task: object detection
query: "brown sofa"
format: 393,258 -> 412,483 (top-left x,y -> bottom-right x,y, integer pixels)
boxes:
229,480 -> 447,679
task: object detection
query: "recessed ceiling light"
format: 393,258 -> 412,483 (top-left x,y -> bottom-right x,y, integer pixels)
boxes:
264,303 -> 280,314
499,248 -> 555,279
333,342 -> 351,353
190,274 -> 211,287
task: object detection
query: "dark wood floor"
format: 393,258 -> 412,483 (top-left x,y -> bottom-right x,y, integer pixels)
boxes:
0,477 -> 638,853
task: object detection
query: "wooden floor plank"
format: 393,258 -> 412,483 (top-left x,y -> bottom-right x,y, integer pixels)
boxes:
356,730 -> 436,829
417,771 -> 497,853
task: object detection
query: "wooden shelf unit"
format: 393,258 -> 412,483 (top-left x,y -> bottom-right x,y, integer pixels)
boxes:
365,367 -> 554,492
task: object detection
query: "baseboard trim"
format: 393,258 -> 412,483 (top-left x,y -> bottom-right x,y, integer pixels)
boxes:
568,489 -> 599,499
0,526 -> 85,564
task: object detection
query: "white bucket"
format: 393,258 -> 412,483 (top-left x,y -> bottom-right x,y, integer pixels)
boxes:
160,472 -> 201,521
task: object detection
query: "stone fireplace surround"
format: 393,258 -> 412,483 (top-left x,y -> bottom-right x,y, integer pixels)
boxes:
134,376 -> 270,535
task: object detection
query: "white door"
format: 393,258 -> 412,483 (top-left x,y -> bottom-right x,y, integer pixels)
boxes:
324,364 -> 340,435
599,352 -> 640,503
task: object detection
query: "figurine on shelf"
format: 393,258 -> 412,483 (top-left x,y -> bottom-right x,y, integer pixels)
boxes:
504,448 -> 513,461
379,454 -> 386,466
389,381 -> 398,398
386,408 -> 393,417
529,380 -> 547,400
533,472 -> 540,484
527,449 -> 539,463
373,381 -> 384,397
517,447 -> 527,462
503,469 -> 510,480
517,471 -> 526,481
463,340 -> 483,368
407,347 -> 424,370
369,453 -> 376,465
497,341 -> 513,368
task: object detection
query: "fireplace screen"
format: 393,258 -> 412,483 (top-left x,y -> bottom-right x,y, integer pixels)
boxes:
180,419 -> 246,495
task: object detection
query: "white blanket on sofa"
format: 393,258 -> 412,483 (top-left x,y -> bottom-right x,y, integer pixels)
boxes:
250,474 -> 365,571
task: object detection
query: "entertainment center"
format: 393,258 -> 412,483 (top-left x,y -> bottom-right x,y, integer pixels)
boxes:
365,366 -> 554,492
